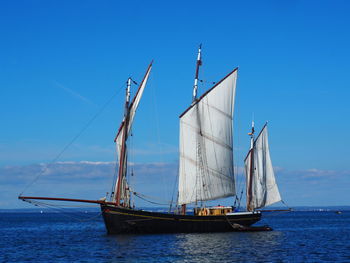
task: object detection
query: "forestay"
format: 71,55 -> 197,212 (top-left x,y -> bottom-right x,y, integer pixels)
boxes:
245,125 -> 281,210
178,68 -> 238,205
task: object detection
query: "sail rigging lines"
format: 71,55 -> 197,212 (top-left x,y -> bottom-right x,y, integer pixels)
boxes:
178,67 -> 237,205
19,85 -> 126,196
23,199 -> 103,222
180,67 -> 238,118
133,191 -> 176,206
147,69 -> 172,202
245,123 -> 281,211
113,62 -> 153,206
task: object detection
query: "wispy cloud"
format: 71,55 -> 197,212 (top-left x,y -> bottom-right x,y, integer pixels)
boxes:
54,81 -> 97,106
3,161 -> 178,209
129,142 -> 178,156
302,168 -> 338,178
277,168 -> 350,180
3,161 -> 350,209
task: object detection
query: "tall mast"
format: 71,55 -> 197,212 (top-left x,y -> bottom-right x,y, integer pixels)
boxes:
192,44 -> 202,102
115,78 -> 131,206
247,120 -> 255,211
181,44 -> 202,215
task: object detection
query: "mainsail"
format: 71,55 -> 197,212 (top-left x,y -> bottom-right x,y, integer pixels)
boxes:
245,124 -> 281,211
178,68 -> 238,205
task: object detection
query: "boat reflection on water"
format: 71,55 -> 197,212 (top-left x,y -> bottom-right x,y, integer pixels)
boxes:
106,231 -> 284,262
175,231 -> 284,262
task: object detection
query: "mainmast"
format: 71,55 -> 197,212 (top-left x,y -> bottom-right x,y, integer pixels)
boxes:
181,44 -> 203,215
192,44 -> 202,102
247,121 -> 255,212
115,78 -> 131,207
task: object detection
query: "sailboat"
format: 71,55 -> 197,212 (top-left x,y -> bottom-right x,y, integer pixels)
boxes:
19,45 -> 284,234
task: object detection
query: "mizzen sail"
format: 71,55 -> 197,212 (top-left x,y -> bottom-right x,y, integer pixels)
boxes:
178,68 -> 238,205
245,124 -> 281,210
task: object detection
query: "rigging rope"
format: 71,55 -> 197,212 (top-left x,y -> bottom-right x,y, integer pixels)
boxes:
130,78 -> 138,85
150,71 -> 169,206
110,77 -> 141,203
233,80 -> 246,209
169,164 -> 179,212
22,199 -> 103,222
109,157 -> 119,201
133,192 -> 176,206
281,199 -> 292,210
20,84 -> 125,196
199,79 -> 216,85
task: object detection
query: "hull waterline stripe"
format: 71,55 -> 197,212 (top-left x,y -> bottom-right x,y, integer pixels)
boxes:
104,210 -> 260,222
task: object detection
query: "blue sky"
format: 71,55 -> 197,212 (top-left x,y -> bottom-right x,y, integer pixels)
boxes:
1,1 -> 349,208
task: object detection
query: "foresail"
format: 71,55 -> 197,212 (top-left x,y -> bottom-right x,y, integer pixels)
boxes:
128,62 -> 153,136
245,125 -> 281,210
115,121 -> 125,161
178,68 -> 237,205
113,62 -> 152,203
115,62 -> 153,160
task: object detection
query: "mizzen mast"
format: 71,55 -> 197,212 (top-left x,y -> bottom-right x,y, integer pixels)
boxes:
247,120 -> 255,212
245,122 -> 282,212
181,44 -> 202,215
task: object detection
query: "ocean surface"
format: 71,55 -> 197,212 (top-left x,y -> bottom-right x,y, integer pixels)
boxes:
1,209 -> 350,262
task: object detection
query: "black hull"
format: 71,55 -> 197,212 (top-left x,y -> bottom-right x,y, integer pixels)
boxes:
101,204 -> 263,234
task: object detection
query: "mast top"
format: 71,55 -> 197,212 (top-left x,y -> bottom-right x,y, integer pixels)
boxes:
248,120 -> 255,150
248,120 -> 255,135
126,77 -> 131,104
180,67 -> 238,118
192,44 -> 203,102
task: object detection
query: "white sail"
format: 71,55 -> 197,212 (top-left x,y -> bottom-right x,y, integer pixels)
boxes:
113,63 -> 152,203
115,63 -> 153,160
178,69 -> 238,205
245,125 -> 281,210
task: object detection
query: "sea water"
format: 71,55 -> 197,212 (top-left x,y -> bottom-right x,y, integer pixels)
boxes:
1,210 -> 350,262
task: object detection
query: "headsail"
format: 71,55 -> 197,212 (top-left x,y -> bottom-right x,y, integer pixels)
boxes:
245,124 -> 281,211
114,62 -> 153,160
178,68 -> 238,205
113,62 -> 153,204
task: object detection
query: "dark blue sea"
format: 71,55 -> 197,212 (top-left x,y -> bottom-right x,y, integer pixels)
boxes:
1,210 -> 350,262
